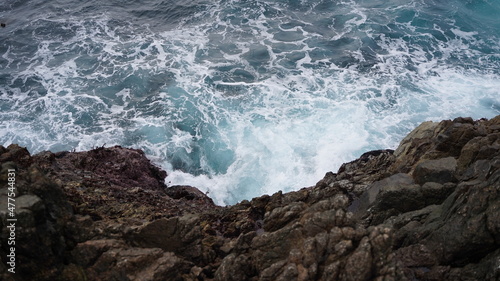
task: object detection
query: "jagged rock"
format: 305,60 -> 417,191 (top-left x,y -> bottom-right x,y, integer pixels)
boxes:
35,146 -> 219,221
214,253 -> 255,281
165,185 -> 215,205
263,201 -> 306,232
457,133 -> 500,173
388,157 -> 500,280
0,147 -> 74,281
342,236 -> 372,281
1,115 -> 500,281
15,195 -> 43,212
0,144 -> 32,168
392,121 -> 438,172
336,149 -> 395,191
390,117 -> 490,174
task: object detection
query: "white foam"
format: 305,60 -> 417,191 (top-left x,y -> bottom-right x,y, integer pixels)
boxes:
451,28 -> 478,40
2,0 -> 499,207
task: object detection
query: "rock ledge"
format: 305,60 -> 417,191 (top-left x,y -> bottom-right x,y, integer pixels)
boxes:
1,115 -> 499,280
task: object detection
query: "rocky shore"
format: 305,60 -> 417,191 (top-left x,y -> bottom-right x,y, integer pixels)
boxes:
1,116 -> 499,281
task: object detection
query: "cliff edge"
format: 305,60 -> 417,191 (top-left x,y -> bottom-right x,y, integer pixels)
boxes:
1,115 -> 499,280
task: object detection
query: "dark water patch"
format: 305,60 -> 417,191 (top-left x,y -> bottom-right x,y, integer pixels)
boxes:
274,30 -> 304,42
242,44 -> 271,70
279,52 -> 306,69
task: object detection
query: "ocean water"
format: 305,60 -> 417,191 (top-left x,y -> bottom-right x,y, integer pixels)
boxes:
1,0 -> 499,205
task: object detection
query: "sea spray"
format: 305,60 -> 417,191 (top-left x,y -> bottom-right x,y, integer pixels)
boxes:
1,0 -> 499,205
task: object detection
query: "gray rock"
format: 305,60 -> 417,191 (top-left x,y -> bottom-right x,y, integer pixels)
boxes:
349,173 -> 424,223
421,182 -> 455,205
413,157 -> 457,185
16,194 -> 44,212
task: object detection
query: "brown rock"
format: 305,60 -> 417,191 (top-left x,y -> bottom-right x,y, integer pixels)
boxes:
2,115 -> 500,281
131,214 -> 203,260
165,185 -> 215,205
86,247 -> 192,281
341,236 -> 372,281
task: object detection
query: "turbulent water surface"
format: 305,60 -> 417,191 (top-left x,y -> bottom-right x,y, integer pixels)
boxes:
1,0 -> 499,204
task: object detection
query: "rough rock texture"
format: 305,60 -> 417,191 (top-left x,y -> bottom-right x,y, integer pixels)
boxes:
1,115 -> 500,281
43,146 -> 216,221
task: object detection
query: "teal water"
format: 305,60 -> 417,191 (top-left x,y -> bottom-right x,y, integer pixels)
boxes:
1,0 -> 499,205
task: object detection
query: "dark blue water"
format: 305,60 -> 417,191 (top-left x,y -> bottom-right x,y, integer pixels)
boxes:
1,0 -> 499,205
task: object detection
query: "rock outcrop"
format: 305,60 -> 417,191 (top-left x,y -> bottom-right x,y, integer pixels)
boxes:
1,115 -> 499,280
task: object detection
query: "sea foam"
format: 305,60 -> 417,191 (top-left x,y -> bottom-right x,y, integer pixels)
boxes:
1,0 -> 499,205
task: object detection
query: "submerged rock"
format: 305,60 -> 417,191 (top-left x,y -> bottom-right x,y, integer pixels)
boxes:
1,115 -> 499,280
